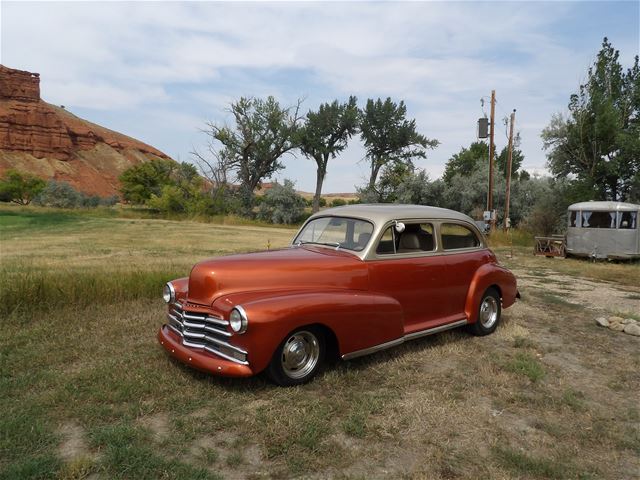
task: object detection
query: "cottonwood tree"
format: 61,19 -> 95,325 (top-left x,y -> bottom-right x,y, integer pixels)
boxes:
192,143 -> 236,209
201,96 -> 304,213
442,141 -> 488,184
119,159 -> 177,204
298,96 -> 359,212
360,97 -> 438,190
0,169 -> 46,205
542,37 -> 640,201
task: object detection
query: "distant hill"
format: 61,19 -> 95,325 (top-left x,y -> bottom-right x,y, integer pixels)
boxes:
257,182 -> 358,201
0,65 -> 170,197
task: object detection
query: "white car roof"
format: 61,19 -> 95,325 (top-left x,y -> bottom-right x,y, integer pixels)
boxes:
309,204 -> 475,226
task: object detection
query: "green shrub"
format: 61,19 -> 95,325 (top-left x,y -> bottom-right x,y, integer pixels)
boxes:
34,181 -> 83,208
0,169 -> 46,205
330,198 -> 347,207
257,179 -> 306,224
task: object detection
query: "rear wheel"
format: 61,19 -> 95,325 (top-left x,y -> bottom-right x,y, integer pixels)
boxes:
267,328 -> 325,386
469,287 -> 501,336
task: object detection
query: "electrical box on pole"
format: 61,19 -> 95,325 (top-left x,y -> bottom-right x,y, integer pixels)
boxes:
477,117 -> 489,139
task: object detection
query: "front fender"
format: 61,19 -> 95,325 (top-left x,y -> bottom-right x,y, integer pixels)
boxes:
464,264 -> 518,323
213,290 -> 405,374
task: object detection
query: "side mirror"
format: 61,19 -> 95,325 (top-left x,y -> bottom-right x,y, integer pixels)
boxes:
394,221 -> 405,233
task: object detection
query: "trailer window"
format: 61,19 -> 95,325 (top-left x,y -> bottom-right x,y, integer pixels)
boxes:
569,211 -> 580,227
618,211 -> 637,229
581,211 -> 616,228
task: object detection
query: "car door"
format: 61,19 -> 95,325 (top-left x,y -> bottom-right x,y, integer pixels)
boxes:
366,221 -> 453,334
439,222 -> 487,318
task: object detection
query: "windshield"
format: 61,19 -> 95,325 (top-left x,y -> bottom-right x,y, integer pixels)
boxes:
293,216 -> 374,252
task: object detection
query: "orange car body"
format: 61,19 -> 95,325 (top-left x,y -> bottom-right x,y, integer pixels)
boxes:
158,205 -> 518,378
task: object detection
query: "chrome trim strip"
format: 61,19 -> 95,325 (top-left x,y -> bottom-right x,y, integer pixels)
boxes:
203,334 -> 248,354
183,339 -> 205,349
183,319 -> 205,328
167,324 -> 183,337
403,319 -> 468,341
183,312 -> 206,320
203,345 -> 249,366
205,317 -> 229,327
182,339 -> 249,366
341,338 -> 404,361
341,319 -> 468,360
183,330 -> 205,339
204,325 -> 231,337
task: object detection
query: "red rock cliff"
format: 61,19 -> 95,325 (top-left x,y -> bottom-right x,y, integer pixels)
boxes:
0,65 -> 171,197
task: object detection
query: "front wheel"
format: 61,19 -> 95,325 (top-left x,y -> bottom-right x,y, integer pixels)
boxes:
267,328 -> 325,386
469,287 -> 501,336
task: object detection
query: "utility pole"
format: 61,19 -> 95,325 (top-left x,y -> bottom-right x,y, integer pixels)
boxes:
487,90 -> 496,231
504,109 -> 516,231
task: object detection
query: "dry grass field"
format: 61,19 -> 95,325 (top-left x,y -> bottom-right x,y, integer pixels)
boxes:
1,206 -> 638,480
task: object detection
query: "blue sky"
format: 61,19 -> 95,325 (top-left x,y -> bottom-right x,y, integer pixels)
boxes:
1,1 -> 639,193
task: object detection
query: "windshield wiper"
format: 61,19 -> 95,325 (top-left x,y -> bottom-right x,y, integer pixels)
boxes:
295,240 -> 341,249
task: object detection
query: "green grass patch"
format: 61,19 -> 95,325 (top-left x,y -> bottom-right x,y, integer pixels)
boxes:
612,310 -> 640,321
341,394 -> 385,438
505,352 -> 546,382
89,423 -> 219,480
513,336 -> 536,349
487,228 -> 534,248
0,208 -> 91,234
0,454 -> 62,480
492,446 -> 574,479
561,388 -> 586,412
0,266 -> 184,317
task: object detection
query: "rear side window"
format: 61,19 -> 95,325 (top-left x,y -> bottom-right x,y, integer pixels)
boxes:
376,223 -> 436,255
441,223 -> 480,250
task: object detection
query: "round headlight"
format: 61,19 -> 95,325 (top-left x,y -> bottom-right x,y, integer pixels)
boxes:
229,306 -> 248,334
163,282 -> 175,304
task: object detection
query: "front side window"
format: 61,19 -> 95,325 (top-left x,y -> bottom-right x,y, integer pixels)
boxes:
376,227 -> 395,254
441,223 -> 480,250
294,216 -> 374,252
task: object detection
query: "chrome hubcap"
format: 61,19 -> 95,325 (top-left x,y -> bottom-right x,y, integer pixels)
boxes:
480,296 -> 499,329
281,331 -> 320,379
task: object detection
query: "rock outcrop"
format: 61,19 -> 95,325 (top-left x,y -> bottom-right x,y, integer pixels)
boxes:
0,65 -> 171,197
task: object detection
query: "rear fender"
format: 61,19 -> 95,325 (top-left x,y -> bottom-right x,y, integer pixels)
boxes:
465,264 -> 518,323
213,290 -> 405,374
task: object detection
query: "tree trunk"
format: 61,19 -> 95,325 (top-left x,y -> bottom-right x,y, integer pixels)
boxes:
312,165 -> 326,213
369,160 -> 381,190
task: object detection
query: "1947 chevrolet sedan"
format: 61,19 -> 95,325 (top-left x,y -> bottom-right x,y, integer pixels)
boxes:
158,204 -> 519,386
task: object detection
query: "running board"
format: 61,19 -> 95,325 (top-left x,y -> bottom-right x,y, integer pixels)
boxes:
342,319 -> 468,361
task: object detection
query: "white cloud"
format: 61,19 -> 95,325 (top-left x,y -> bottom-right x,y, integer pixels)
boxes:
1,1 -> 638,192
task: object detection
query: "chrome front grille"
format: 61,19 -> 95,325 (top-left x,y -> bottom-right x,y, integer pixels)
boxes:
167,302 -> 248,365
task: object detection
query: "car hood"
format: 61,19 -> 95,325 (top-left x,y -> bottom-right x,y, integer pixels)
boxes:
187,245 -> 369,306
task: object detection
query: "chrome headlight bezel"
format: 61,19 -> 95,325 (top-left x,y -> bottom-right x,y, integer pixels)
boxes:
163,282 -> 175,304
229,306 -> 248,334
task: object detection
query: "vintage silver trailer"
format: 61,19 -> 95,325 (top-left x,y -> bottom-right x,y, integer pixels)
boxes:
566,201 -> 640,260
